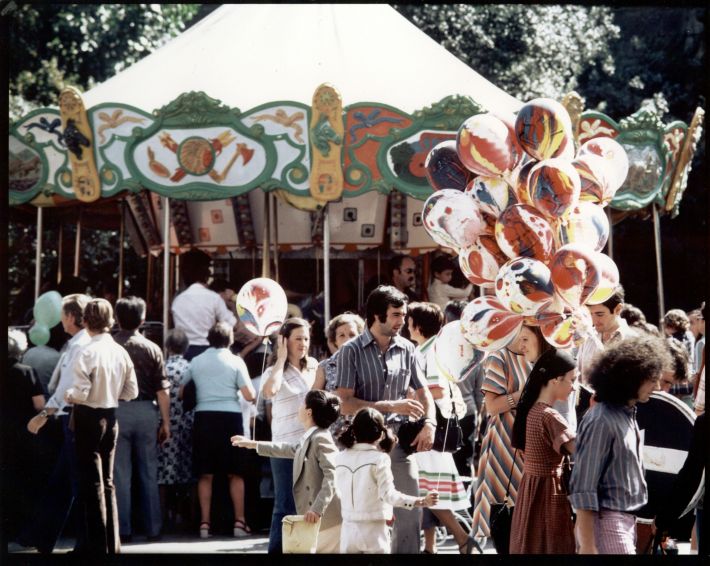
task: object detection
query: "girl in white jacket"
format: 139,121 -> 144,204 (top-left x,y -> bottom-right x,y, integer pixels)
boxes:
335,408 -> 438,553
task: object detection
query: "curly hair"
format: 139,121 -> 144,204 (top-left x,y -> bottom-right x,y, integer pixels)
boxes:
665,337 -> 690,382
663,309 -> 690,333
325,312 -> 365,345
588,335 -> 671,405
620,304 -> 646,327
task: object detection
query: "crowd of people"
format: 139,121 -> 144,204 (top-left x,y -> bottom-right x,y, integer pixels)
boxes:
2,248 -> 706,555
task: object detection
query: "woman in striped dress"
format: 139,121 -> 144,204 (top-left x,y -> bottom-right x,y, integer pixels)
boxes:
471,325 -> 549,541
407,303 -> 476,554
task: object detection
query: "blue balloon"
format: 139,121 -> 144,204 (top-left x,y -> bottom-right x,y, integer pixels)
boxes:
29,323 -> 50,346
33,291 -> 63,327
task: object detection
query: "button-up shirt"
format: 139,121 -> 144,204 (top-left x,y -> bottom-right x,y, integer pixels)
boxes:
576,318 -> 637,384
67,333 -> 139,409
114,329 -> 169,401
45,329 -> 92,414
335,327 -> 424,428
568,402 -> 647,513
171,283 -> 237,346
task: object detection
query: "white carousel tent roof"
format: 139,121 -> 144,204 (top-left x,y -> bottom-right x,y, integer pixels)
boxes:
83,3 -> 522,115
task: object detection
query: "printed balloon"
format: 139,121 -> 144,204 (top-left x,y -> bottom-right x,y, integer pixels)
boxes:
33,290 -> 63,328
433,321 -> 481,383
28,323 -> 50,347
528,158 -> 581,220
495,204 -> 556,264
549,244 -> 602,308
459,236 -> 508,287
577,137 -> 629,193
509,158 -> 537,206
424,139 -> 473,192
495,257 -> 555,315
456,113 -> 523,178
236,278 -> 288,336
514,98 -> 574,161
460,296 -> 524,351
558,201 -> 609,251
585,252 -> 620,305
466,176 -> 517,218
574,154 -> 614,206
422,189 -> 486,250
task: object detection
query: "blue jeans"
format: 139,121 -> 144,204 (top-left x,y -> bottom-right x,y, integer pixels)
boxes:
268,457 -> 296,554
115,401 -> 162,537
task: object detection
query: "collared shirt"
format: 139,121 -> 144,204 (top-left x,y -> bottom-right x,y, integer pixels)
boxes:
114,329 -> 169,401
45,329 -> 92,414
184,347 -> 250,413
568,402 -> 647,513
427,279 -> 472,311
67,333 -> 139,409
171,283 -> 237,346
335,327 -> 424,428
576,318 -> 637,384
264,359 -> 316,443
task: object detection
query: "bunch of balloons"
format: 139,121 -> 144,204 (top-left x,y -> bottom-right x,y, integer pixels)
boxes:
29,291 -> 63,346
423,98 -> 628,352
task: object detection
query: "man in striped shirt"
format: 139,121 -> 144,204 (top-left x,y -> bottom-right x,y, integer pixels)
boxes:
335,285 -> 436,554
569,335 -> 671,554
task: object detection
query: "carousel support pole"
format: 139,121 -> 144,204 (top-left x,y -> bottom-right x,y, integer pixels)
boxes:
605,207 -> 614,261
57,222 -> 63,285
272,193 -> 279,282
146,254 -> 154,313
261,191 -> 271,278
118,200 -> 126,299
162,196 -> 171,348
323,204 -> 331,326
652,204 -> 665,324
357,259 -> 364,312
35,207 -> 43,301
73,212 -> 82,277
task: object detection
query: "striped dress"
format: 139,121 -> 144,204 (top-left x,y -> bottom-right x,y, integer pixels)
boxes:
471,348 -> 528,538
413,336 -> 469,510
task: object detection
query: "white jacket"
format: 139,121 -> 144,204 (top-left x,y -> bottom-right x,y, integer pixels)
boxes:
335,443 -> 418,522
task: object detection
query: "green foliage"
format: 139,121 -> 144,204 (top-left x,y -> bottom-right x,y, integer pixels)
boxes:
9,4 -> 200,120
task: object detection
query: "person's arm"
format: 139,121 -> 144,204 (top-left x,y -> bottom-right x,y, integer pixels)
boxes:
261,337 -> 288,399
442,282 -> 473,300
411,372 -> 436,452
313,365 -> 326,391
481,354 -> 519,417
156,388 -> 171,444
214,292 -> 237,328
235,358 -> 256,402
575,509 -> 598,554
307,434 -> 339,522
375,454 -> 438,508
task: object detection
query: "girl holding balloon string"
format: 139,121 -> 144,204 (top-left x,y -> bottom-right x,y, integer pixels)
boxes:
260,317 -> 318,554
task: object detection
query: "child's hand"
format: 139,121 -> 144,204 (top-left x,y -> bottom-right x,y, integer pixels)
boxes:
231,435 -> 257,449
421,490 -> 439,507
303,510 -> 321,524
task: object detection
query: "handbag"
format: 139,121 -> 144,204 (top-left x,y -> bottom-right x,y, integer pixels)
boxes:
489,448 -> 518,555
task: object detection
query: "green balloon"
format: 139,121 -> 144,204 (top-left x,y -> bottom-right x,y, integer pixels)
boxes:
29,323 -> 50,346
33,291 -> 63,327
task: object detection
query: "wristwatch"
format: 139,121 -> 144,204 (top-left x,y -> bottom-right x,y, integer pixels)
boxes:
423,418 -> 436,427
38,409 -> 49,419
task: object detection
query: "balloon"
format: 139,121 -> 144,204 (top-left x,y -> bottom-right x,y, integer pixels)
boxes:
495,257 -> 555,315
433,321 -> 483,383
494,204 -> 556,264
460,296 -> 524,351
536,311 -> 578,349
422,189 -> 486,250
573,154 -> 615,206
557,201 -> 609,251
28,323 -> 50,346
514,98 -> 574,161
456,113 -> 523,178
424,139 -> 473,192
528,158 -> 581,220
33,290 -> 63,328
509,158 -> 537,207
465,175 -> 517,218
585,252 -> 620,305
549,244 -> 602,308
459,236 -> 508,287
577,136 -> 629,193
235,278 -> 288,336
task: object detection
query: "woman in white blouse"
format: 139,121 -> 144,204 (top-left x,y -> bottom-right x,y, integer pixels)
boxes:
261,317 -> 317,554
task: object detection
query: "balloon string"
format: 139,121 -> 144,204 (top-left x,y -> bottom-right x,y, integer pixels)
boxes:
250,336 -> 271,441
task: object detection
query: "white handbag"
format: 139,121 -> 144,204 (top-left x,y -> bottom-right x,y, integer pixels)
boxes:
281,514 -> 320,554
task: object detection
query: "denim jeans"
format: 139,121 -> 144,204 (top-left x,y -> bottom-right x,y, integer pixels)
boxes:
114,400 -> 162,537
268,457 -> 296,554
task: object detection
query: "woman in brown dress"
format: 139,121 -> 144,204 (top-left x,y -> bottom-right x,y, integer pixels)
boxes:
509,349 -> 577,554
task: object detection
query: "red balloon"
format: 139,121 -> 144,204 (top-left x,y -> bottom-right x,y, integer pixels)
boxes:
460,296 -> 524,351
514,98 -> 574,161
528,158 -> 581,220
456,113 -> 524,178
459,236 -> 508,286
424,139 -> 473,192
494,204 -> 556,264
549,244 -> 602,308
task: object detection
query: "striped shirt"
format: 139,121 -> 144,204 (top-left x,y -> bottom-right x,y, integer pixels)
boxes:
265,359 -> 316,443
335,327 -> 424,428
568,402 -> 647,513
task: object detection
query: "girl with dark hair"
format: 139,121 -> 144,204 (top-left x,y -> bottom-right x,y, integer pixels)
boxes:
232,390 -> 342,553
509,349 -> 577,554
260,317 -> 318,553
334,408 -> 440,553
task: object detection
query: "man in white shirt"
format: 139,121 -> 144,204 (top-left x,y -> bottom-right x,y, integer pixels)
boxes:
171,249 -> 237,360
26,293 -> 91,554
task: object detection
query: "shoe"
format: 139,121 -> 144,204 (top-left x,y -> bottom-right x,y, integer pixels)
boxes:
233,519 -> 252,537
459,535 -> 483,554
199,522 -> 210,539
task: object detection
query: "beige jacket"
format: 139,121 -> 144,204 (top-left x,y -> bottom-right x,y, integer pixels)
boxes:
256,428 -> 341,530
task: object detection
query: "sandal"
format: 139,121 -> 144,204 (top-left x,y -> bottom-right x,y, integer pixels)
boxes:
459,535 -> 483,554
233,519 -> 252,537
199,521 -> 210,539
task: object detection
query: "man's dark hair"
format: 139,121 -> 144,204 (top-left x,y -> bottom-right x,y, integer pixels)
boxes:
663,309 -> 690,333
180,249 -> 212,286
207,321 -> 234,349
115,296 -> 146,331
62,293 -> 90,328
209,278 -> 233,295
165,328 -> 189,356
588,335 -> 670,405
365,285 -> 407,327
388,254 -> 410,276
305,389 -> 340,429
431,255 -> 454,275
599,285 -> 625,313
444,299 -> 469,323
620,304 -> 646,327
407,302 -> 443,339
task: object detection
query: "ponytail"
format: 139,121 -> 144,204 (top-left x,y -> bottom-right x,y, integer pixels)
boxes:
338,407 -> 392,452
